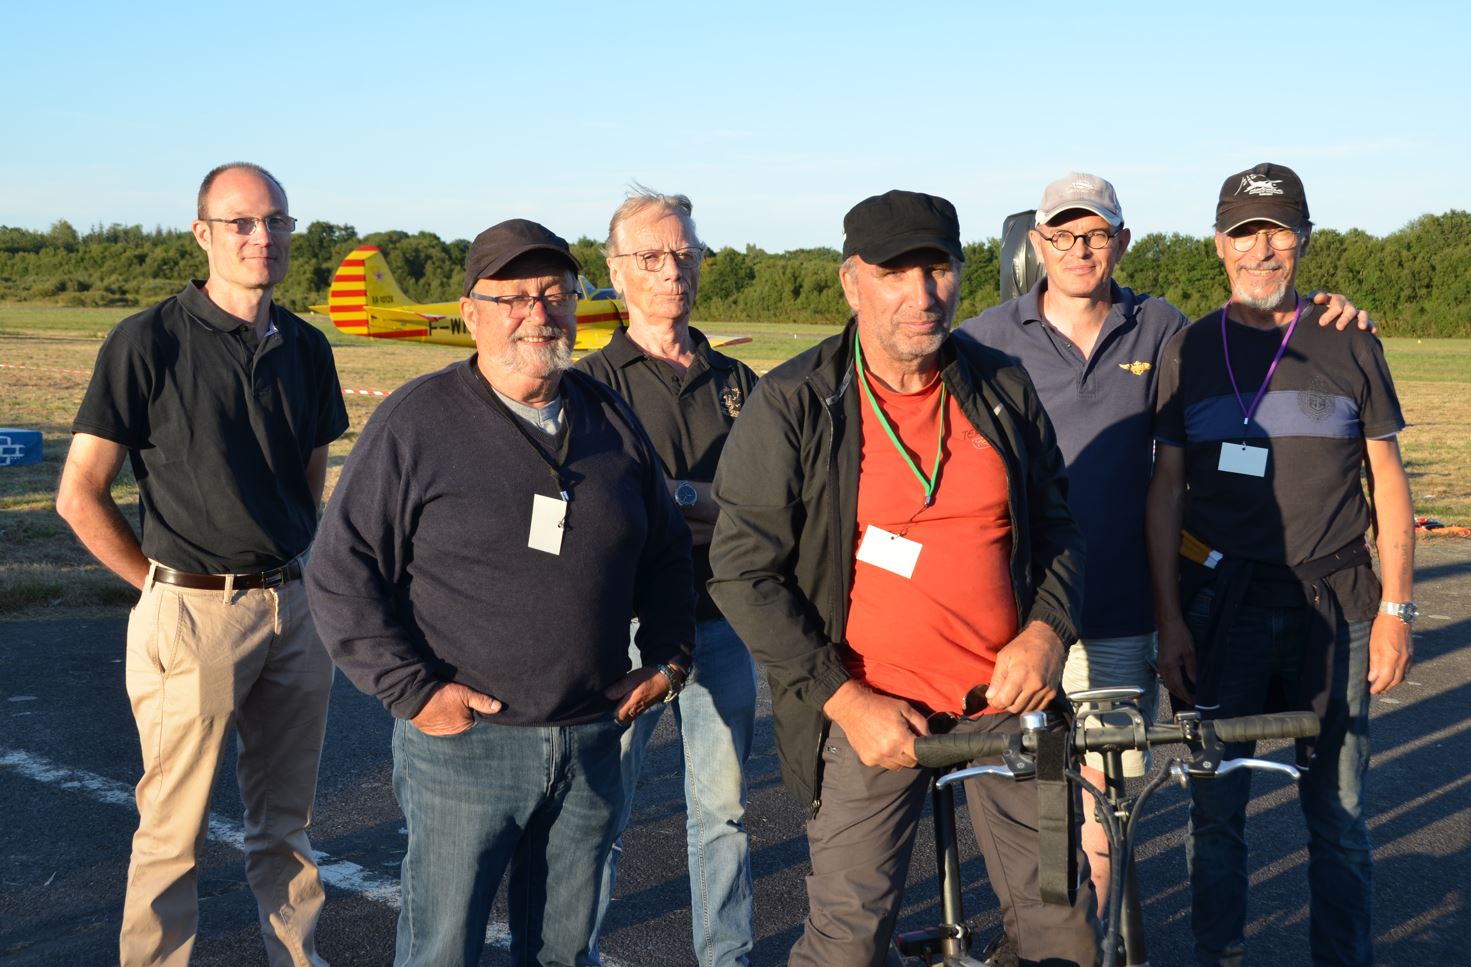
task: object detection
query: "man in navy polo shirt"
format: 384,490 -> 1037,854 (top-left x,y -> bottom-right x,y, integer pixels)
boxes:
956,172 -> 1369,916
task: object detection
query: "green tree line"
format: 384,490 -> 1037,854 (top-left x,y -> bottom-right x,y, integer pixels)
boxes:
2,212 -> 1468,336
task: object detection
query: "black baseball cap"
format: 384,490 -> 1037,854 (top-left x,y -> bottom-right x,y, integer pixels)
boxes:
1215,163 -> 1310,233
842,190 -> 965,264
462,219 -> 581,297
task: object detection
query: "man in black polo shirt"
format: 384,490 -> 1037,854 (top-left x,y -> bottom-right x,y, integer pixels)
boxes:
575,188 -> 759,966
57,162 -> 348,967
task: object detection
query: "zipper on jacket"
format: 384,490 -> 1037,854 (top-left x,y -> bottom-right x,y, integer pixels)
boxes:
822,366 -> 854,639
807,363 -> 852,820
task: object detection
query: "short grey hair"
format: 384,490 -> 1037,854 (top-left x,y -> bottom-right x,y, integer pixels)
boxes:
197,162 -> 287,218
605,183 -> 700,255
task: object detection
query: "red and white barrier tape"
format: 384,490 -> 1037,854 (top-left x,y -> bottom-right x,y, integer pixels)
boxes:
0,362 -> 94,377
1,362 -> 391,398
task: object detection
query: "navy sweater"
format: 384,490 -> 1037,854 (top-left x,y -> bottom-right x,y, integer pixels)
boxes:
307,360 -> 695,726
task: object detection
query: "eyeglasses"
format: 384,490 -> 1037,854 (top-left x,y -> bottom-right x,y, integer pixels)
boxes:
467,291 -> 581,317
609,247 -> 705,272
203,215 -> 298,236
1225,227 -> 1301,253
1035,227 -> 1121,252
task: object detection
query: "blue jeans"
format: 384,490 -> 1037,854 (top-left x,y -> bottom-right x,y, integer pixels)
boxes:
592,618 -> 758,966
1184,591 -> 1373,966
392,715 -> 624,967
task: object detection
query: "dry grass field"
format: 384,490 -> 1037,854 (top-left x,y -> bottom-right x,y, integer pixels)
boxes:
1,304 -> 1467,618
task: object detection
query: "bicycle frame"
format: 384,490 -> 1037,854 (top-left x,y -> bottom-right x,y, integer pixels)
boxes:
892,775 -> 990,966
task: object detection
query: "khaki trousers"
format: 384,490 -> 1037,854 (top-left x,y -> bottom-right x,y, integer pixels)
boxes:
120,564 -> 334,967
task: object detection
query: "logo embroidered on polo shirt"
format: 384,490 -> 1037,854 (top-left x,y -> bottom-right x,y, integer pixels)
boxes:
721,386 -> 743,417
1298,376 -> 1334,421
1118,361 -> 1152,376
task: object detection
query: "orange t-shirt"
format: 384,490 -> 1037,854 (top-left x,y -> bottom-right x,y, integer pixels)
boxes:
844,366 -> 1017,715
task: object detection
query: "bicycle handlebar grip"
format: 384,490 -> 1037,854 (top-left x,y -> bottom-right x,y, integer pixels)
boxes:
912,732 -> 1012,769
1209,711 -> 1321,743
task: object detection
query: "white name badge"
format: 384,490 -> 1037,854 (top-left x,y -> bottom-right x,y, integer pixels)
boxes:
1218,442 -> 1268,477
529,493 -> 567,555
856,524 -> 922,579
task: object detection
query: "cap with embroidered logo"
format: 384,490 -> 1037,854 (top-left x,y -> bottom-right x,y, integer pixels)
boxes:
1215,162 -> 1309,233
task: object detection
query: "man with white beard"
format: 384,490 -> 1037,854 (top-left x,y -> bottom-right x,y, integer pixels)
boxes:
307,219 -> 697,965
1145,163 -> 1413,966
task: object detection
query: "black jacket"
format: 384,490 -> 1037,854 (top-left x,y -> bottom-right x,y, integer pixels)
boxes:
708,321 -> 1083,812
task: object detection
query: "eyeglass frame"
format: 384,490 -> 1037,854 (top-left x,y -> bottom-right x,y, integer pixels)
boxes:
466,290 -> 582,317
201,215 -> 298,236
1223,226 -> 1303,253
1033,225 -> 1124,252
608,247 -> 706,272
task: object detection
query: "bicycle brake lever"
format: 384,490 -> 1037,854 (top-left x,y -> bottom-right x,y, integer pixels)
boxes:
1182,756 -> 1301,780
937,763 -> 1020,789
1214,757 -> 1302,780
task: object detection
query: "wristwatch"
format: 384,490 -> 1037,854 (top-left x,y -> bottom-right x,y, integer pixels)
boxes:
674,481 -> 698,508
1378,600 -> 1418,625
656,662 -> 689,703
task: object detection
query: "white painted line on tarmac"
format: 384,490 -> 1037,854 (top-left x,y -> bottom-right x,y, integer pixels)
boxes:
0,745 -> 632,964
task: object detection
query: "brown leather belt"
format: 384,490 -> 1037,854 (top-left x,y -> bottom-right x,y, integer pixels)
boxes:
152,559 -> 303,591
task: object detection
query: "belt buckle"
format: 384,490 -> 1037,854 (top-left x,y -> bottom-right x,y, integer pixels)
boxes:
260,567 -> 286,590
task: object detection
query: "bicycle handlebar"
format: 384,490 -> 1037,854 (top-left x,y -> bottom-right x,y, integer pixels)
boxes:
911,710 -> 1320,770
1207,711 -> 1319,743
913,731 -> 1010,769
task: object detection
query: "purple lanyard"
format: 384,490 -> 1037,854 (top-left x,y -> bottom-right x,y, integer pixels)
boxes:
1220,295 -> 1302,426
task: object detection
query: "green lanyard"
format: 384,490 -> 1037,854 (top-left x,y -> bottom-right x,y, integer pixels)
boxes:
854,330 -> 946,508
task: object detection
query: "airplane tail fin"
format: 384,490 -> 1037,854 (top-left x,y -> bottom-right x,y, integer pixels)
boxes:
319,245 -> 415,337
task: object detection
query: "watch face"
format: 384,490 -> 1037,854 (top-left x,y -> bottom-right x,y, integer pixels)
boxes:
1383,601 -> 1418,623
675,482 -> 698,507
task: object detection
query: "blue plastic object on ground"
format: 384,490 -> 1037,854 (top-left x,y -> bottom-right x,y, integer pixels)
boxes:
0,428 -> 43,467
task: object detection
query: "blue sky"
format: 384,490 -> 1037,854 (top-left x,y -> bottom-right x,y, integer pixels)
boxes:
3,0 -> 1466,251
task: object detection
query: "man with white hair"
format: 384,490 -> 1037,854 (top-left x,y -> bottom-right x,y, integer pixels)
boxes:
577,188 -> 759,967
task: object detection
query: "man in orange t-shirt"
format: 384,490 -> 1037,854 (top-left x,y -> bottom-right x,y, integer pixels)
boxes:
711,190 -> 1097,966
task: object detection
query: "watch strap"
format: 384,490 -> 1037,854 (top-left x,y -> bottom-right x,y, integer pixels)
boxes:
656,662 -> 688,702
1378,600 -> 1417,624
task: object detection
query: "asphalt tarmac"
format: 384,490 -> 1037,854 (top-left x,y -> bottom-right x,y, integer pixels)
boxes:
3,538 -> 1468,966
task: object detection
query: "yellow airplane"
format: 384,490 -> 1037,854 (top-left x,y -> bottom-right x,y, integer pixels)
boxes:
309,244 -> 628,352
